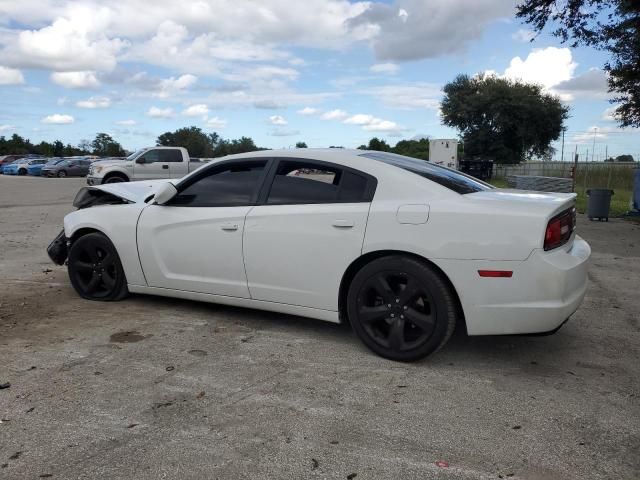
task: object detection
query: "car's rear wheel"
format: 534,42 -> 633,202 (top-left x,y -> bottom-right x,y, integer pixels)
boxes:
57,170 -> 67,178
347,255 -> 457,362
67,232 -> 128,301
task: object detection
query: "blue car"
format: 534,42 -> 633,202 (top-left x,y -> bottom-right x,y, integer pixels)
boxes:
28,158 -> 63,176
4,158 -> 48,175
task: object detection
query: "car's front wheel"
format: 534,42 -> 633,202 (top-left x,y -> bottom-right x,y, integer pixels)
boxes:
67,232 -> 128,301
57,170 -> 67,178
347,255 -> 457,362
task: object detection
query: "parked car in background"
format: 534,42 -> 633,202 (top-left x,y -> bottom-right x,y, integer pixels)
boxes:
87,147 -> 205,184
28,158 -> 64,176
0,155 -> 24,174
49,148 -> 590,361
42,158 -> 92,178
3,158 -> 48,175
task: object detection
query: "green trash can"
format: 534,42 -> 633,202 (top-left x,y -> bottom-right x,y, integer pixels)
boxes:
586,189 -> 614,221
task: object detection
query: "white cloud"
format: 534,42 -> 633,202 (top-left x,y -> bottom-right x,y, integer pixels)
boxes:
75,95 -> 111,108
343,113 -> 404,134
348,0 -> 514,61
115,119 -> 137,126
0,124 -> 16,132
363,83 -> 441,110
503,47 -> 577,91
270,128 -> 300,137
297,107 -> 320,115
204,116 -> 227,129
321,109 -> 349,120
10,6 -> 126,71
41,113 -> 74,124
0,66 -> 25,85
344,114 -> 376,125
370,63 -> 399,74
155,73 -> 197,98
182,103 -> 209,117
146,106 -> 174,118
512,29 -> 535,42
269,115 -> 288,125
50,71 -> 100,89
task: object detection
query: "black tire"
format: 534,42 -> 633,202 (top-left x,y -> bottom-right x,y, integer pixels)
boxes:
57,170 -> 67,178
346,255 -> 457,362
104,174 -> 127,184
18,168 -> 27,175
67,232 -> 129,301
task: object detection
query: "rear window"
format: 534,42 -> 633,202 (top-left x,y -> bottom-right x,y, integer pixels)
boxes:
359,151 -> 493,194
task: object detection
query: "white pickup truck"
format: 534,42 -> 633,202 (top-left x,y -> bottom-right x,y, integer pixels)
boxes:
86,146 -> 207,185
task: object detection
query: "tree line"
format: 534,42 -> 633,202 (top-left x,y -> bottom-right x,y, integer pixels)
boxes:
0,132 -> 126,157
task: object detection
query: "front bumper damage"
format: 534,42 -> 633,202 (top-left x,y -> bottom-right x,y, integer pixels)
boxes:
47,229 -> 68,265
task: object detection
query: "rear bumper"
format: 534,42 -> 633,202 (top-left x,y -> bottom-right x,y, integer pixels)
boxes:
437,236 -> 591,335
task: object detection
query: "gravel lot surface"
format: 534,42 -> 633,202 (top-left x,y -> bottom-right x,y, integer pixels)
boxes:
1,175 -> 639,479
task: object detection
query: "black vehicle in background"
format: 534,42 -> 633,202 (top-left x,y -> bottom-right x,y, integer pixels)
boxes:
458,159 -> 494,182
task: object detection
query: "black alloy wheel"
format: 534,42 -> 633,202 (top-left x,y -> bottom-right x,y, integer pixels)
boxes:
67,233 -> 128,301
347,256 -> 457,361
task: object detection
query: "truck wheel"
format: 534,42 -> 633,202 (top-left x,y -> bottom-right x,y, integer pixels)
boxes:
104,174 -> 127,184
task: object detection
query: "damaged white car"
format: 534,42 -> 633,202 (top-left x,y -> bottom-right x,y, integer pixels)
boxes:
48,149 -> 590,361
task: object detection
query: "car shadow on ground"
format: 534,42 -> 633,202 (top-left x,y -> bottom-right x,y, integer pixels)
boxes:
127,292 -> 575,370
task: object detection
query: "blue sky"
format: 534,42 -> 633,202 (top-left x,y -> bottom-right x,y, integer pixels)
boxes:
0,0 -> 638,160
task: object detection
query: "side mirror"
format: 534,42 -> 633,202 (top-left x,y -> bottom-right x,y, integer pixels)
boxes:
154,182 -> 178,205
135,157 -> 146,164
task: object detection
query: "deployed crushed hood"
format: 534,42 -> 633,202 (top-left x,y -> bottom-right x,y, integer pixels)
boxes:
75,179 -> 174,207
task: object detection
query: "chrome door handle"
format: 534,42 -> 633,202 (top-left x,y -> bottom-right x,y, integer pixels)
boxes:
332,219 -> 354,228
221,223 -> 239,231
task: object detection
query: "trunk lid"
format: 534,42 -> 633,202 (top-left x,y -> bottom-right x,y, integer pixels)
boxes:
466,189 -> 576,218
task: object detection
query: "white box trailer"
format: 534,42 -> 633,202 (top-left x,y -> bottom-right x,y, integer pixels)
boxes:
429,139 -> 458,169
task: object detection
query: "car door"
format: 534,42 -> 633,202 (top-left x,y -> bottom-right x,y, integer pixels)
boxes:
137,159 -> 269,297
133,149 -> 168,180
66,160 -> 82,176
243,158 -> 376,311
159,149 -> 188,179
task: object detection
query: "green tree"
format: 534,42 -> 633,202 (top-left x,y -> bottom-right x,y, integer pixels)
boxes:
295,141 -> 308,148
392,138 -> 430,160
440,74 -> 568,164
361,137 -> 391,151
157,126 -> 217,157
516,0 -> 640,128
91,133 -> 125,157
615,154 -> 635,162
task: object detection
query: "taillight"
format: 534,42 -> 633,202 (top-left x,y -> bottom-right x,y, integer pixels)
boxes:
544,207 -> 576,251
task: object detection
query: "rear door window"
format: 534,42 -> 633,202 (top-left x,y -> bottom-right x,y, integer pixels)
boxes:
160,149 -> 183,162
265,160 -> 373,205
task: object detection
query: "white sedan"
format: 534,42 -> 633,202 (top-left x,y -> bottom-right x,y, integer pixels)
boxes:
48,149 -> 590,361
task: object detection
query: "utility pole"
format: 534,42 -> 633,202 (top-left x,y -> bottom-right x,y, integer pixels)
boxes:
560,128 -> 565,163
591,127 -> 597,162
605,145 -> 608,162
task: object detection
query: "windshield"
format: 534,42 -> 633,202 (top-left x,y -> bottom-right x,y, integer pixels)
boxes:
127,149 -> 147,161
359,151 -> 493,195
